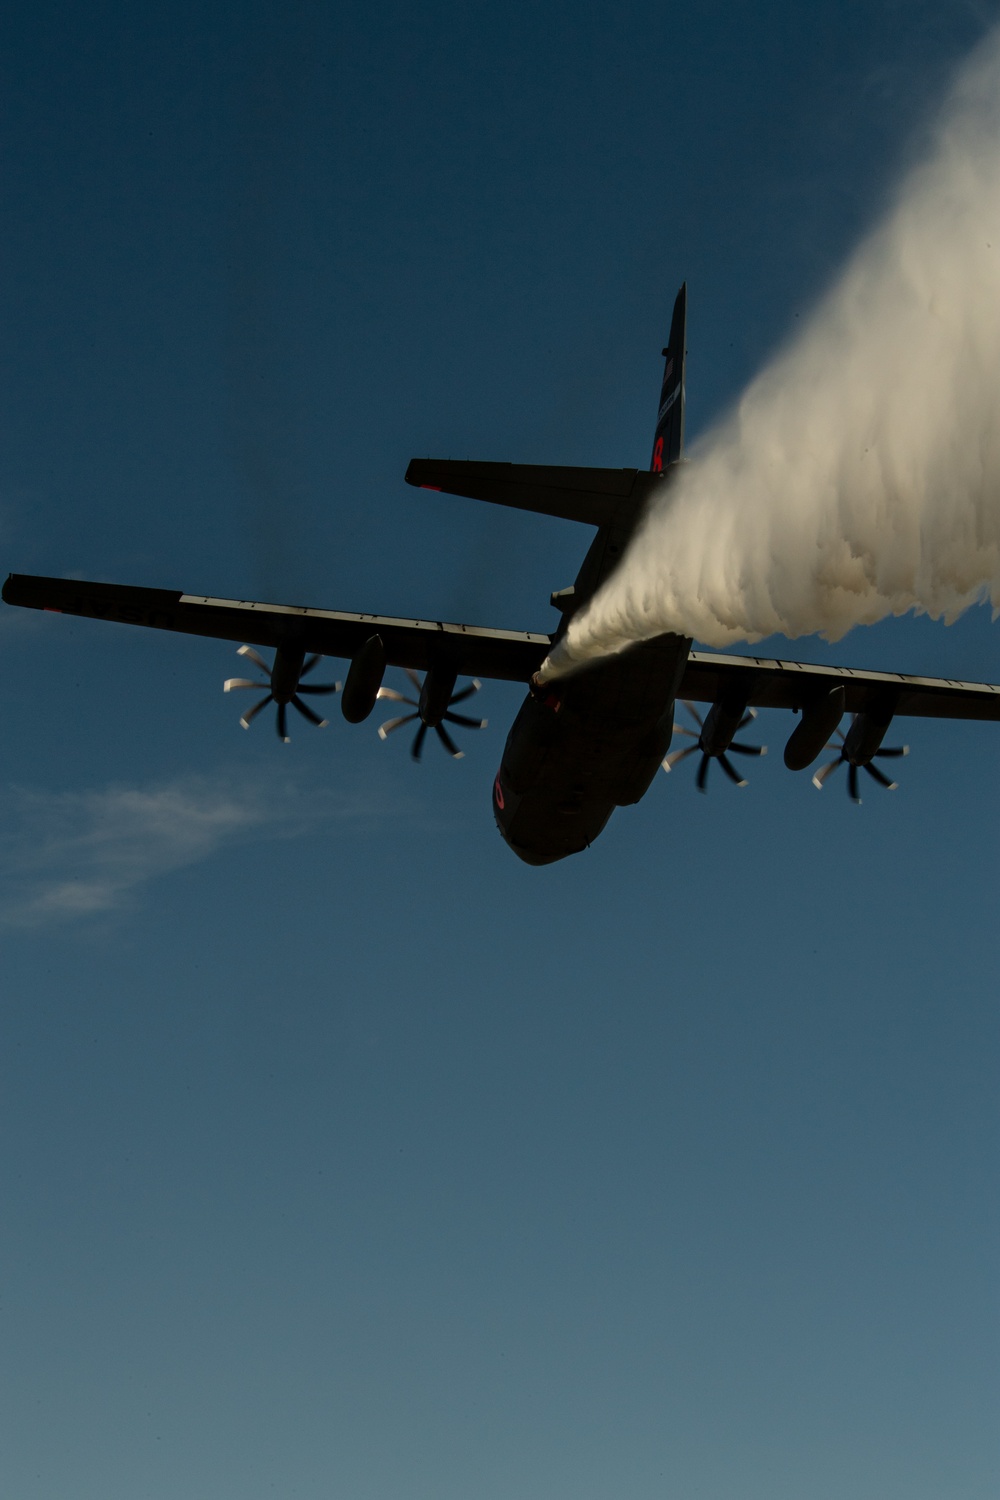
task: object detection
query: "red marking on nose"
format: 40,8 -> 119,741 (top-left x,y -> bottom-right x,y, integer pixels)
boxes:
494,774 -> 505,810
420,484 -> 442,491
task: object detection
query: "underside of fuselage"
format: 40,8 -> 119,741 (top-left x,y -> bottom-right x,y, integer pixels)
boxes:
493,632 -> 691,863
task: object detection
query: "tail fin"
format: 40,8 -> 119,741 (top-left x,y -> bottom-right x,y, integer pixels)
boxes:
650,283 -> 686,472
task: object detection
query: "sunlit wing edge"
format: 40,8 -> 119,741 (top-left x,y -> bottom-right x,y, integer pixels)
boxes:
680,648 -> 1000,721
2,574 -> 551,683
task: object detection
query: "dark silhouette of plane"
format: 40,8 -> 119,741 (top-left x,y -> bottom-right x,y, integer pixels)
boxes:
6,286 -> 1000,863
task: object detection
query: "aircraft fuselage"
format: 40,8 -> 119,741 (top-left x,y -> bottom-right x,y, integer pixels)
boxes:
491,501 -> 692,864
492,632 -> 690,864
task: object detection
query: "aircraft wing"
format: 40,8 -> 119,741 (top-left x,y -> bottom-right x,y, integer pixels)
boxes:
1,574 -> 551,683
7,573 -> 1000,721
680,648 -> 1000,721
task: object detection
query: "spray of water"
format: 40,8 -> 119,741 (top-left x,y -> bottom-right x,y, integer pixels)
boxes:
541,28 -> 1000,680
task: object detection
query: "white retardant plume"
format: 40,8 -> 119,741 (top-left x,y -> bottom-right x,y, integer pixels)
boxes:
540,28 -> 1000,681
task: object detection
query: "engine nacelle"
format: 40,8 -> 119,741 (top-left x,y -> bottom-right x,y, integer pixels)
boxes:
341,634 -> 386,722
842,708 -> 893,765
784,685 -> 845,770
418,666 -> 459,726
270,645 -> 307,703
700,695 -> 747,754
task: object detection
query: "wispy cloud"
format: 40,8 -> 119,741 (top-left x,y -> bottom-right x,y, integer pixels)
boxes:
0,773 -> 376,927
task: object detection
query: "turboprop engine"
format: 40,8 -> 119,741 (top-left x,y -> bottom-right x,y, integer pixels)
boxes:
812,708 -> 909,800
224,645 -> 341,740
663,696 -> 767,790
377,665 -> 487,760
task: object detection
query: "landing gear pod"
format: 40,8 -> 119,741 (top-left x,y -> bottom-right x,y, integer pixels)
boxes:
784,685 -> 845,770
341,634 -> 386,722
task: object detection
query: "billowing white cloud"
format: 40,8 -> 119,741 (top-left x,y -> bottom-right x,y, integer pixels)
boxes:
542,26 -> 1000,676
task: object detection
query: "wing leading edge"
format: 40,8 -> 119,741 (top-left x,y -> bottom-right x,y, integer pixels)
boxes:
679,649 -> 1000,722
6,572 -> 1000,722
1,574 -> 550,683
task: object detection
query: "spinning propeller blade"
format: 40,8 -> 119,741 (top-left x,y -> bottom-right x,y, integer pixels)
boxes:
224,647 -> 341,740
811,724 -> 909,801
377,673 -> 486,761
661,702 -> 765,792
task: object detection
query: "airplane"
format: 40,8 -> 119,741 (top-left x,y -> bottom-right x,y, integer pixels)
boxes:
6,284 -> 1000,865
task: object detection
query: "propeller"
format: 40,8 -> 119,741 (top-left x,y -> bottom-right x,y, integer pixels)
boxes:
224,645 -> 341,741
811,725 -> 909,802
377,669 -> 487,760
662,700 -> 767,791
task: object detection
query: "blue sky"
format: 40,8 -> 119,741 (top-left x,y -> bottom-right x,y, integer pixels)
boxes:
1,4 -> 998,1497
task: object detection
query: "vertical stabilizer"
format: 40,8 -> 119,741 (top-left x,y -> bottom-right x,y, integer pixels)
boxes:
650,283 -> 686,472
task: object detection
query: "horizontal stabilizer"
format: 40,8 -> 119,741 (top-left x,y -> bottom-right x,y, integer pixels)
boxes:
405,459 -> 666,527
